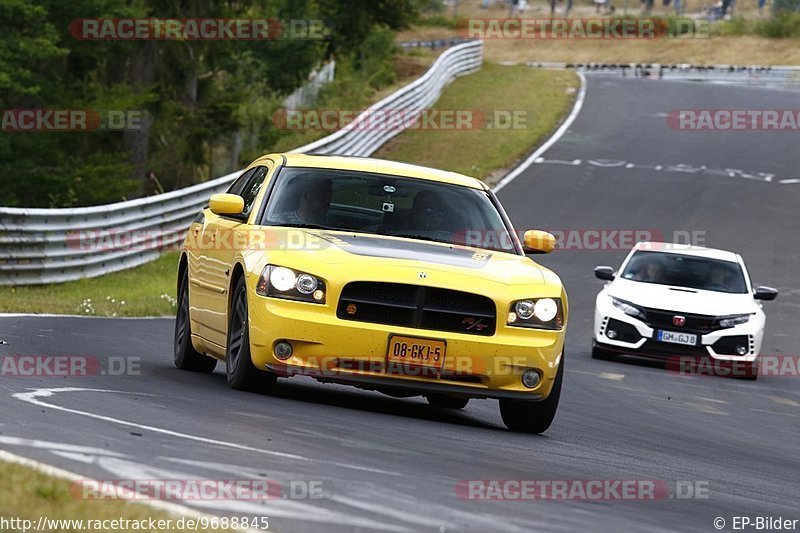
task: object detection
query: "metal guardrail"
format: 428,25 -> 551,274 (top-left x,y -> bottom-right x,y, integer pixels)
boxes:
0,40 -> 483,286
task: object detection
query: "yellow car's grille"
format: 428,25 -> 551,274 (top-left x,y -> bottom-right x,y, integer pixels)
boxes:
336,282 -> 496,336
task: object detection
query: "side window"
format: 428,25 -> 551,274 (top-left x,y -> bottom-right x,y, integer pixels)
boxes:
227,168 -> 257,196
239,166 -> 270,217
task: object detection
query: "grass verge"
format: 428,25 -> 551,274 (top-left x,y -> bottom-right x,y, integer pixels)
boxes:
373,63 -> 578,182
404,0 -> 800,65
0,459 -> 231,533
0,252 -> 179,317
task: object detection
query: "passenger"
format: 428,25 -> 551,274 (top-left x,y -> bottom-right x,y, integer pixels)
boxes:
634,262 -> 664,283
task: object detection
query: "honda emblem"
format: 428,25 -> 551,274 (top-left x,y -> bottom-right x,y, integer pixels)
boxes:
672,315 -> 686,327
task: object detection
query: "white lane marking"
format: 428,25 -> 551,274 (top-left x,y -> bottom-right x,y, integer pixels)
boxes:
0,449 -> 261,533
572,370 -> 624,381
332,487 -> 541,533
12,388 -> 308,461
331,462 -> 402,476
0,436 -> 128,457
331,494 -> 457,530
780,178 -> 800,184
494,71 -> 587,193
533,157 -> 581,165
771,397 -> 799,407
61,452 -> 410,532
695,397 -> 728,404
750,408 -> 800,418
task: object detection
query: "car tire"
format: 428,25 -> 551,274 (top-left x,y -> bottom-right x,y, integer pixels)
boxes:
499,355 -> 563,434
174,269 -> 217,374
426,394 -> 469,409
226,276 -> 277,392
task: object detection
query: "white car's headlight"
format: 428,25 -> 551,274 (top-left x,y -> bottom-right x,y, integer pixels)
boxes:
718,314 -> 750,328
611,296 -> 647,320
256,265 -> 326,304
508,298 -> 564,330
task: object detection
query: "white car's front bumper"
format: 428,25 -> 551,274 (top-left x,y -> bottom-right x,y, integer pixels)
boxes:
593,293 -> 764,363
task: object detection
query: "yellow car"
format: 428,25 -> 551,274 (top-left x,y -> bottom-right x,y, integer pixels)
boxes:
174,153 -> 567,433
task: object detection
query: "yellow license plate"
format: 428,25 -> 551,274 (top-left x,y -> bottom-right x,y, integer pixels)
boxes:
387,335 -> 446,369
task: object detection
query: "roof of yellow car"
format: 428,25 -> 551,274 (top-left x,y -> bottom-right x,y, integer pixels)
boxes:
272,153 -> 488,190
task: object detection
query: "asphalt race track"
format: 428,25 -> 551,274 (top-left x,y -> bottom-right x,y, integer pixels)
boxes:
2,75 -> 799,532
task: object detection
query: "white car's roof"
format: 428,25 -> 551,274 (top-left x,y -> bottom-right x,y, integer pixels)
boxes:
633,242 -> 740,263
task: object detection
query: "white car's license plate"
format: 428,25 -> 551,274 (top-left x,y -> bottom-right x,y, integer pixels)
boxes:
657,330 -> 697,346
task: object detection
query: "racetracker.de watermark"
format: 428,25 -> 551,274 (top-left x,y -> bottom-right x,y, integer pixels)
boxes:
69,18 -> 326,40
71,479 -> 328,501
0,356 -> 141,377
456,479 -> 709,500
1,109 -> 143,132
67,228 -> 707,253
272,108 -> 530,131
667,109 -> 800,131
460,18 -> 709,39
461,229 -> 706,251
667,356 -> 800,378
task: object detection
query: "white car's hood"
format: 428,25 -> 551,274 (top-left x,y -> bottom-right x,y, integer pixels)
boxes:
608,279 -> 757,316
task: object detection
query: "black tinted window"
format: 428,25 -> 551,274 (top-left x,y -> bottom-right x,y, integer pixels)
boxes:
621,251 -> 748,294
240,166 -> 269,216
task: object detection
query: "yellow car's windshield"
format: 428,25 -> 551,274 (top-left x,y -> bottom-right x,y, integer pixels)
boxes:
261,167 -> 517,253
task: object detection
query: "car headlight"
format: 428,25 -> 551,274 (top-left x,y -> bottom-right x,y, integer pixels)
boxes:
256,265 -> 326,304
507,298 -> 564,330
718,314 -> 750,328
611,296 -> 647,320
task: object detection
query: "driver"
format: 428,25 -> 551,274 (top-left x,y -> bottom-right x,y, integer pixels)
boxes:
410,190 -> 449,232
283,176 -> 332,225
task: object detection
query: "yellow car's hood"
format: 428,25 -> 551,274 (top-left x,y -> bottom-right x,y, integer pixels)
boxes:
263,229 -> 554,286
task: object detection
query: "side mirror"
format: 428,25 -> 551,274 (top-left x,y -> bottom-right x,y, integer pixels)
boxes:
209,193 -> 244,216
522,230 -> 556,254
753,286 -> 778,301
594,266 -> 615,281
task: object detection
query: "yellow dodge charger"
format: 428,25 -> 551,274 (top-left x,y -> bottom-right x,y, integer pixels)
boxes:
174,153 -> 567,433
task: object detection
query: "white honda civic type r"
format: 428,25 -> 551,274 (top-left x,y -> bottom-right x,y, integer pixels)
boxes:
592,242 -> 778,378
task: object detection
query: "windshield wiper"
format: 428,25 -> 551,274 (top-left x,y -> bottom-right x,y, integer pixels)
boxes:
391,233 -> 453,245
270,223 -> 339,231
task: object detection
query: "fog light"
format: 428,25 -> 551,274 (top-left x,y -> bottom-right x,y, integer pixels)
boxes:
736,345 -> 748,355
606,329 -> 618,339
274,341 -> 293,360
522,369 -> 541,389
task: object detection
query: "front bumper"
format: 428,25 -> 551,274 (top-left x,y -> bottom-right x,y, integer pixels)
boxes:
593,299 -> 763,363
248,294 -> 565,401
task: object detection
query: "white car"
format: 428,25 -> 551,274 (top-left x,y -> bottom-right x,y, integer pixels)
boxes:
592,242 -> 777,378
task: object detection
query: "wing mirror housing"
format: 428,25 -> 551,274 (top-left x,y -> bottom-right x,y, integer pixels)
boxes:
753,286 -> 778,301
522,230 -> 556,254
594,266 -> 615,281
209,194 -> 245,216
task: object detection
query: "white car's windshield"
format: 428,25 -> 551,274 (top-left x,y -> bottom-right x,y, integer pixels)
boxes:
262,167 -> 517,253
621,251 -> 748,294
